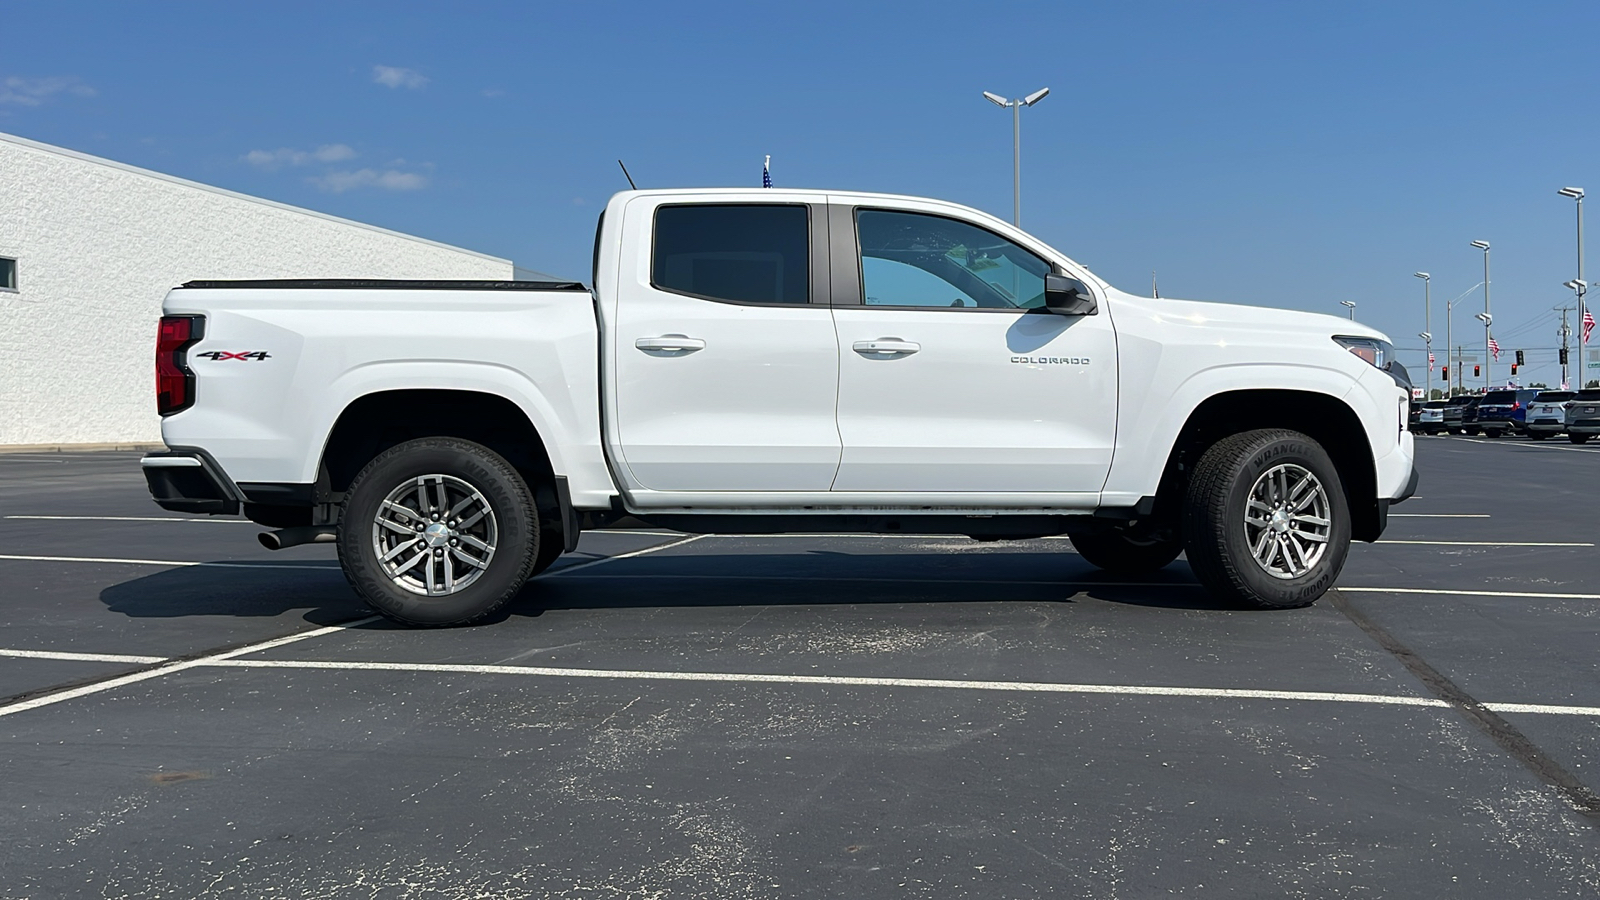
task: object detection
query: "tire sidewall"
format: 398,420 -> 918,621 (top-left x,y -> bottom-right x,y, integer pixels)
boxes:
1218,434 -> 1351,608
339,439 -> 537,626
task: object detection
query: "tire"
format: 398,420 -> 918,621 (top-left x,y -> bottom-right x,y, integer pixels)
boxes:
1573,434 -> 1592,445
338,438 -> 541,627
1182,429 -> 1351,610
1529,432 -> 1548,441
1066,526 -> 1183,574
1485,428 -> 1501,438
1466,427 -> 1481,436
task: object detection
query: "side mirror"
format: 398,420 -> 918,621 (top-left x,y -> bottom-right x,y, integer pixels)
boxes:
1044,274 -> 1097,316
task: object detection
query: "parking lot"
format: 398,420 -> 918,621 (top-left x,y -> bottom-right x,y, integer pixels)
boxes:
1,435 -> 1597,898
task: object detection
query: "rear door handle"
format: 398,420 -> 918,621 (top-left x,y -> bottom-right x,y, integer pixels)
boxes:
635,334 -> 706,352
852,339 -> 920,356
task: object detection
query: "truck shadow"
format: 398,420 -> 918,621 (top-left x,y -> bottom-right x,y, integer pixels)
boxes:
97,562 -> 365,624
95,553 -> 1236,624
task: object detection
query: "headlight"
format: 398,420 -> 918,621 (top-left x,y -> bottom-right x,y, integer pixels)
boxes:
1334,335 -> 1411,390
1333,335 -> 1394,368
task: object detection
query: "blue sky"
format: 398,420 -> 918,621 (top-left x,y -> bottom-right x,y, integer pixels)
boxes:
5,0 -> 1600,385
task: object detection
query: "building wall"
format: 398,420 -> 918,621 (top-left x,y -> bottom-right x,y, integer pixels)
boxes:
0,135 -> 513,446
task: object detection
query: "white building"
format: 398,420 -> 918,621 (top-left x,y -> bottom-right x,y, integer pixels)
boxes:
0,131 -> 521,449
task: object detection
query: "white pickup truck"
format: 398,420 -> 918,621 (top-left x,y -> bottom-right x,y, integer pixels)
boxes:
143,188 -> 1417,625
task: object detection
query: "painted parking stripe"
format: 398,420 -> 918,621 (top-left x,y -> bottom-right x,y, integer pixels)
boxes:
1452,437 -> 1600,454
0,553 -> 338,570
549,572 -> 1199,588
1340,586 -> 1600,600
0,618 -> 379,719
1388,514 -> 1490,518
204,657 -> 1454,709
1375,540 -> 1593,547
543,535 -> 706,576
0,648 -> 167,664
4,515 -> 252,523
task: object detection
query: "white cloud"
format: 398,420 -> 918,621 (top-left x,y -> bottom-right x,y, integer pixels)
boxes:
372,65 -> 428,89
243,144 -> 357,170
310,168 -> 428,193
0,76 -> 96,107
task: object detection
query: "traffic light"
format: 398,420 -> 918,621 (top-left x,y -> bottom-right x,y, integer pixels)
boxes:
1474,365 -> 1481,377
1511,364 -> 1519,375
1515,349 -> 1525,366
1442,365 -> 1448,379
1561,348 -> 1570,365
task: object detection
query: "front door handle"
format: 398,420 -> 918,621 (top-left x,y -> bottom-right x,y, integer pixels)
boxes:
635,334 -> 706,352
852,339 -> 920,356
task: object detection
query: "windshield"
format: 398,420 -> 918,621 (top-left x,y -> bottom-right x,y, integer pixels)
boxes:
1533,391 -> 1575,402
1576,389 -> 1600,401
1424,401 -> 1448,408
1482,391 -> 1517,403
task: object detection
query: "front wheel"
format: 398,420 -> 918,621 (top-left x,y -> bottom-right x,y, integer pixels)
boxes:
1182,429 -> 1351,610
338,438 -> 541,626
1066,527 -> 1183,574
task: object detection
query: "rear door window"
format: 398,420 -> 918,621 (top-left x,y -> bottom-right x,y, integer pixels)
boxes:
652,204 -> 809,305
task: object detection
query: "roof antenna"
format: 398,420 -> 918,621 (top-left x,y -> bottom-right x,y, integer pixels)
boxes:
617,159 -> 637,190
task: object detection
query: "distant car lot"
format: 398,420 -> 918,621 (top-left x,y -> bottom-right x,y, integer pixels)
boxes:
0,440 -> 1597,898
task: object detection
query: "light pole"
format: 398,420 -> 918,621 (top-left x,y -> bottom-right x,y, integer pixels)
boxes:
1414,272 -> 1431,392
1340,300 -> 1356,320
1565,280 -> 1584,388
1471,240 -> 1491,390
983,88 -> 1050,226
1559,187 -> 1585,389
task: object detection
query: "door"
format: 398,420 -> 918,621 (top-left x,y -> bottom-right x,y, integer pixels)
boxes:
612,200 -> 842,491
830,206 -> 1118,493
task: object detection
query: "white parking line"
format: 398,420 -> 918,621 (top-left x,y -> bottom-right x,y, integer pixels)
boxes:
0,618 -> 378,719
205,657 -> 1455,709
1375,540 -> 1593,547
550,572 -> 1198,588
1388,514 -> 1491,518
4,515 -> 251,523
1453,437 -> 1600,454
543,535 -> 706,576
1340,586 -> 1600,600
0,648 -> 167,664
0,553 -> 338,570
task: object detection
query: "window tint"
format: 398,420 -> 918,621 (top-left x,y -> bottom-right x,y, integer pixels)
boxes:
1576,389 -> 1600,401
1534,392 -> 1575,402
857,210 -> 1049,309
652,205 -> 808,304
0,257 -> 15,291
1483,391 -> 1516,403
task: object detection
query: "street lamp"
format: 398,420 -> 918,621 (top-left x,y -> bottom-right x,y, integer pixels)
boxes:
1414,272 -> 1431,389
1471,240 -> 1491,390
1559,187 -> 1586,390
1340,300 -> 1356,319
983,87 -> 1050,226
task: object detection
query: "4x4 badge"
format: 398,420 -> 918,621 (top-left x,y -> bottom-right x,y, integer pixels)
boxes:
195,351 -> 271,361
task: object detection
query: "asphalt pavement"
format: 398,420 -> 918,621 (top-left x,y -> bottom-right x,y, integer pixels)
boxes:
0,436 -> 1596,898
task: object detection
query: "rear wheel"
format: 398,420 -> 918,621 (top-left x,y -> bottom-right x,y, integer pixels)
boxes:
1529,432 -> 1548,441
339,438 -> 540,627
1066,526 -> 1182,574
1182,429 -> 1350,610
1573,434 -> 1592,444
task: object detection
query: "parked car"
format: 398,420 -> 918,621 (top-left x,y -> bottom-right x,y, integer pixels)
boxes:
1525,390 -> 1576,440
1566,388 -> 1600,444
1476,389 -> 1541,437
1408,399 -> 1423,432
1417,400 -> 1448,434
1460,395 -> 1485,435
139,186 -> 1416,622
1442,395 -> 1472,433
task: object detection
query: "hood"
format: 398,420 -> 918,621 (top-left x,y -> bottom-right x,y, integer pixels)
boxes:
1107,289 -> 1392,344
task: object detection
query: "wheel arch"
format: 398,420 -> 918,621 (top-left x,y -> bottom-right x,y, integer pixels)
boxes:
319,389 -> 565,544
1150,389 -> 1382,542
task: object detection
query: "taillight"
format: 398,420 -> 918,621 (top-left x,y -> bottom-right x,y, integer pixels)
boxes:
156,315 -> 204,415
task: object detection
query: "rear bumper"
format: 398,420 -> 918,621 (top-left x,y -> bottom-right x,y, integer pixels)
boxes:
1527,420 -> 1565,434
140,451 -> 242,515
1570,420 -> 1600,435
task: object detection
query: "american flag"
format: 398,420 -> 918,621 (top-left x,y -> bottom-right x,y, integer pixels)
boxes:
1428,351 -> 1435,372
1585,308 -> 1596,343
762,155 -> 771,189
1489,337 -> 1500,361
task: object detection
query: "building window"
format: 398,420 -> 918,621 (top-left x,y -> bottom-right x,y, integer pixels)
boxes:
0,257 -> 15,292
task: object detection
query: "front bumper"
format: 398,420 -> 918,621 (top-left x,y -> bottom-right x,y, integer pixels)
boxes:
140,451 -> 242,515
